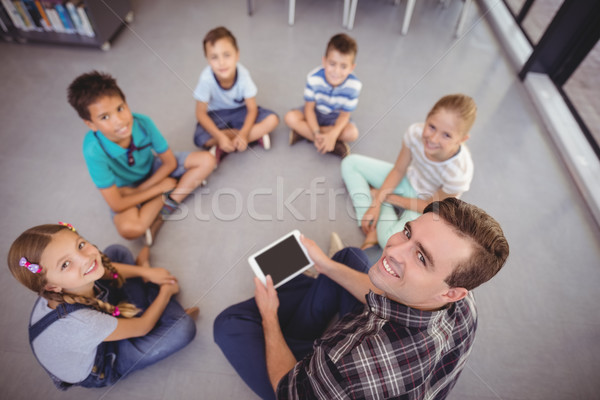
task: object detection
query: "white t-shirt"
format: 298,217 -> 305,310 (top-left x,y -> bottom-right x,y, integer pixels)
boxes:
404,123 -> 474,198
193,63 -> 257,111
30,297 -> 117,383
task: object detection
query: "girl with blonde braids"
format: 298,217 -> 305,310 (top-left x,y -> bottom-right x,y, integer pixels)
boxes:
7,223 -> 197,389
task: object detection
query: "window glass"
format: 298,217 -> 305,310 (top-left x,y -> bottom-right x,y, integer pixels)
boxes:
504,0 -> 527,16
521,0 -> 564,44
563,40 -> 600,149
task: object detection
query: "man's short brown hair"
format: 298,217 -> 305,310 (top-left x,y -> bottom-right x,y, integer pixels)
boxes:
424,198 -> 509,291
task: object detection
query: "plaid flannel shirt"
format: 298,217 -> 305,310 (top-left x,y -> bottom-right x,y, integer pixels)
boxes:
277,291 -> 477,400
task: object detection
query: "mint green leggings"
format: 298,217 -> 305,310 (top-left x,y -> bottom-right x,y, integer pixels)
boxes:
341,154 -> 421,247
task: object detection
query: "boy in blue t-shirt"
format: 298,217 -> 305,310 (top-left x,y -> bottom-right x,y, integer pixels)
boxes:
193,26 -> 279,163
68,71 -> 216,244
284,33 -> 362,158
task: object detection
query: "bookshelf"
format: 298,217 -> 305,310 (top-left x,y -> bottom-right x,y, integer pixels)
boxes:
0,0 -> 132,50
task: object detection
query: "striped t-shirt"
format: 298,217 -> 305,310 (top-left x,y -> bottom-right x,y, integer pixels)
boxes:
405,123 -> 474,198
303,66 -> 362,115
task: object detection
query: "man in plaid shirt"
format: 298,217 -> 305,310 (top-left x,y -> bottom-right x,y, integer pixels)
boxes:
214,198 -> 509,399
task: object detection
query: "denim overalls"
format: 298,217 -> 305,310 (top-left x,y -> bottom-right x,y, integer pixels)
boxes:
28,245 -> 196,390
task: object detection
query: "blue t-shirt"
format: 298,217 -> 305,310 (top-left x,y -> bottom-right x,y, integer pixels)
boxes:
193,63 -> 257,111
82,113 -> 169,189
303,66 -> 362,115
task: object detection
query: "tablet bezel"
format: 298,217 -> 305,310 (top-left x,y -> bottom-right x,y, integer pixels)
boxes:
248,230 -> 314,288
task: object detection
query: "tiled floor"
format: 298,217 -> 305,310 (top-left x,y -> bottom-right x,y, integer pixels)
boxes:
1,0 -> 599,399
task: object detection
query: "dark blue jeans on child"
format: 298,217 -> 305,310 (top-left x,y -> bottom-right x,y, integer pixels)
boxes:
29,245 -> 196,389
213,247 -> 371,400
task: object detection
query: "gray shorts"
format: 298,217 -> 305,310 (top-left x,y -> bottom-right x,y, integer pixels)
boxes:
151,150 -> 190,178
110,151 -> 190,218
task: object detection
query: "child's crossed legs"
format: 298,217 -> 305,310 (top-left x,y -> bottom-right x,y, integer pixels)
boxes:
113,151 -> 215,240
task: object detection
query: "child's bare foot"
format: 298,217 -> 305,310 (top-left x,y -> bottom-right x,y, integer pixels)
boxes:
136,246 -> 151,267
361,229 -> 378,250
185,307 -> 200,320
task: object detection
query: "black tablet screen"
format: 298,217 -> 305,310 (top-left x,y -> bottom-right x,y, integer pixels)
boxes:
255,235 -> 310,286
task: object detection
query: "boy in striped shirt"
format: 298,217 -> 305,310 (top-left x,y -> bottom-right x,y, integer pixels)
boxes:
284,33 -> 362,158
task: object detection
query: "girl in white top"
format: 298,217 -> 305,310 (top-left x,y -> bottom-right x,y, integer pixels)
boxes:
341,94 -> 476,249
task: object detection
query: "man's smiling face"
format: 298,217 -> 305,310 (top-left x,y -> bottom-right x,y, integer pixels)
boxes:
368,213 -> 473,311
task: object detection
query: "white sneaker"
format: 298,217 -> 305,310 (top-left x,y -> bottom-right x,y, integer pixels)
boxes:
328,232 -> 344,258
145,228 -> 153,247
259,134 -> 271,150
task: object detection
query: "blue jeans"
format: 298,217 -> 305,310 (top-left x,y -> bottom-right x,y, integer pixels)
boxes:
79,245 -> 196,388
213,247 -> 371,399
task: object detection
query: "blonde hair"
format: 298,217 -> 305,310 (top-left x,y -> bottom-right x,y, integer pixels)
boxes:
427,94 -> 477,136
7,224 -> 139,318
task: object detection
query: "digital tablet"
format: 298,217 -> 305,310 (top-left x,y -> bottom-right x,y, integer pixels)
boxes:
248,230 -> 314,288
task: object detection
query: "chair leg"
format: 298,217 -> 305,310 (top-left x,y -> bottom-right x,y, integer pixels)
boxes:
455,0 -> 472,37
288,0 -> 296,25
401,0 -> 416,35
247,0 -> 254,15
347,0 -> 358,30
343,0 -> 349,27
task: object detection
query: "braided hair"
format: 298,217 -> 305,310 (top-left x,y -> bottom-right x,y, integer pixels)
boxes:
7,224 -> 139,318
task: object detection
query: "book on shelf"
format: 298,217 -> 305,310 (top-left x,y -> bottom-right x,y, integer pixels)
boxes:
1,0 -> 26,30
75,1 -> 93,37
53,2 -> 75,33
22,0 -> 48,30
33,0 -> 52,30
0,4 -> 11,32
12,0 -> 36,30
65,1 -> 84,35
43,2 -> 64,32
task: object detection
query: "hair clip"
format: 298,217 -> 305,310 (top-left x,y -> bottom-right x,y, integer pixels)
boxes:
112,306 -> 120,317
19,257 -> 42,274
58,222 -> 76,232
112,273 -> 118,279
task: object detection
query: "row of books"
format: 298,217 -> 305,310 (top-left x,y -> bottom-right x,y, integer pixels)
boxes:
0,0 -> 95,37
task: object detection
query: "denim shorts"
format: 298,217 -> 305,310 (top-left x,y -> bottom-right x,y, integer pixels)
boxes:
294,106 -> 347,127
194,105 -> 277,148
109,151 -> 190,218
